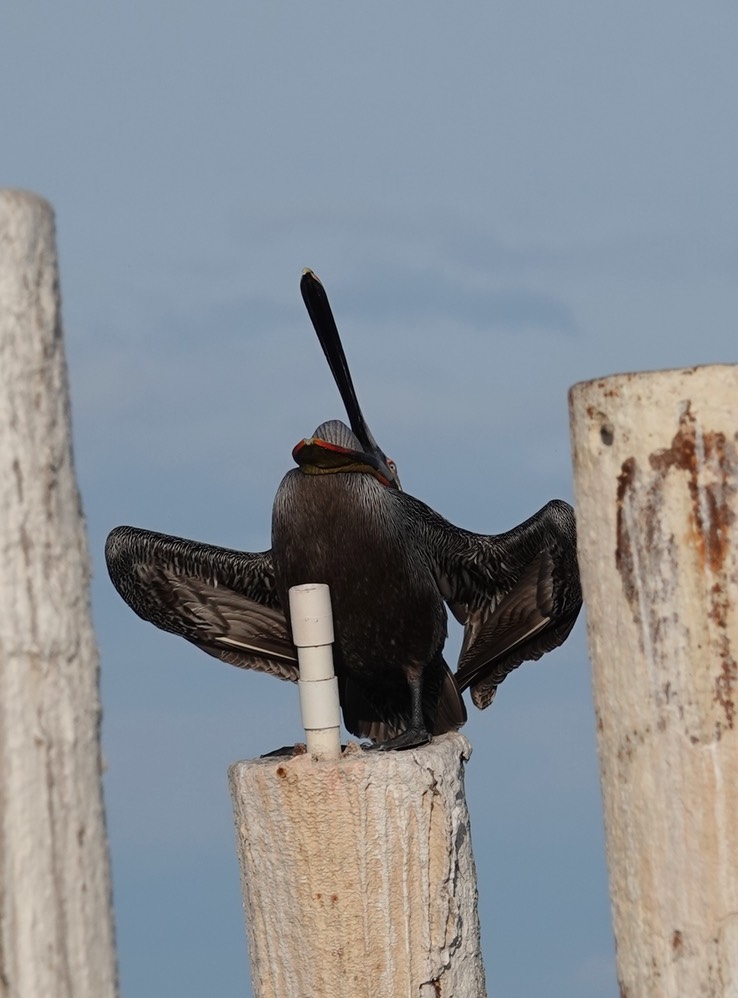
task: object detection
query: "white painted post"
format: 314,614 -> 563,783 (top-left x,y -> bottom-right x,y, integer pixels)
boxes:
229,732 -> 486,997
0,189 -> 118,998
289,583 -> 341,760
569,365 -> 738,997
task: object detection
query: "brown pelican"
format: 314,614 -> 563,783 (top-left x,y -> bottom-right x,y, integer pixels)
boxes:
106,274 -> 581,749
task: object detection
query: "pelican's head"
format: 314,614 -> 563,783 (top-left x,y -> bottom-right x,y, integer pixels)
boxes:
292,419 -> 399,488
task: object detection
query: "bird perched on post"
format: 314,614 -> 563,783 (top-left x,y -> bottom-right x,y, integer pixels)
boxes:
106,271 -> 581,749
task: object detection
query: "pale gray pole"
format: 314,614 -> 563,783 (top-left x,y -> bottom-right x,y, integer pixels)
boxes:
570,366 -> 738,997
0,189 -> 118,998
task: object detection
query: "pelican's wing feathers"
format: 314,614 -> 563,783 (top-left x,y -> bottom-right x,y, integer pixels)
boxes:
105,526 -> 298,681
394,494 -> 582,709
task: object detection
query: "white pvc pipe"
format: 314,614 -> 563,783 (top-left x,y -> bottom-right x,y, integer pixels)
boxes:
288,584 -> 341,759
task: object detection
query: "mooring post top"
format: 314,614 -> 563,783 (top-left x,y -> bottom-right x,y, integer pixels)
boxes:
569,362 -> 738,400
229,731 -> 474,774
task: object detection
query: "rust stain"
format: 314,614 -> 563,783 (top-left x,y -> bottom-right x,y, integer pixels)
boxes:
613,399 -> 738,741
715,655 -> 737,733
616,725 -> 652,764
617,732 -> 634,764
672,929 -> 684,956
586,405 -> 615,445
708,582 -> 736,732
615,456 -> 639,614
649,402 -> 735,574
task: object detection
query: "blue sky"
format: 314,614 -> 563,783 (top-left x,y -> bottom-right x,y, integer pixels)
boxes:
3,3 -> 737,996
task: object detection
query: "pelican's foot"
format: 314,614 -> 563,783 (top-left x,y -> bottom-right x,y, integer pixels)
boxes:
261,743 -> 354,758
366,727 -> 432,752
260,743 -> 307,758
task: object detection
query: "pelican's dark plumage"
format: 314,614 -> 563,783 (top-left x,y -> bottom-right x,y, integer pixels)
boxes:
273,419 -> 465,747
106,272 -> 582,749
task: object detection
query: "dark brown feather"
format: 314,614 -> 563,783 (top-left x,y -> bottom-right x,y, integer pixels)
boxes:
105,527 -> 298,681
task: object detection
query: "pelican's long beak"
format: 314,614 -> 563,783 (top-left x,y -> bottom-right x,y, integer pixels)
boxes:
300,269 -> 402,490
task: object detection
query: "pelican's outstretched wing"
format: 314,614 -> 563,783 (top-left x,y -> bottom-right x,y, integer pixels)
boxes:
105,526 -> 298,681
394,494 -> 582,709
